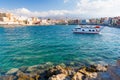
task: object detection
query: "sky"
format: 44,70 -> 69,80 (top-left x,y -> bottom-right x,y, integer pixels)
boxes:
0,0 -> 120,18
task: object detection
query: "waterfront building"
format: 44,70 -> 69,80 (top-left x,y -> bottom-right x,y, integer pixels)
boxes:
96,19 -> 100,24
87,19 -> 90,24
40,19 -> 51,25
55,19 -> 68,25
103,17 -> 109,25
81,20 -> 87,24
116,18 -> 120,26
89,18 -> 96,24
0,12 -> 41,25
68,19 -> 79,25
31,17 -> 40,24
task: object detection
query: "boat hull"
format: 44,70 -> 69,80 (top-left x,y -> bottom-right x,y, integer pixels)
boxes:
73,31 -> 99,34
72,25 -> 103,34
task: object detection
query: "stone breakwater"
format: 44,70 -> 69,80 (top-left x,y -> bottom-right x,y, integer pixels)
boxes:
0,24 -> 40,28
0,62 -> 108,80
1,60 -> 120,80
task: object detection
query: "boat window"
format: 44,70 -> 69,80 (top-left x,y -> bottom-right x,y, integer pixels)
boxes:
89,30 -> 91,31
92,30 -> 95,32
82,29 -> 84,31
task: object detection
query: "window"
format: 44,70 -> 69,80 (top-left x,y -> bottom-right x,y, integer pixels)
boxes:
82,29 -> 84,31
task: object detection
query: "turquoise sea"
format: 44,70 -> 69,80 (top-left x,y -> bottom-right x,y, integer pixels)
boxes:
0,25 -> 120,72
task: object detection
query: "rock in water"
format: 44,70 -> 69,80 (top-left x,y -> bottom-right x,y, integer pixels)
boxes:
72,72 -> 84,80
0,75 -> 16,80
19,66 -> 28,73
79,68 -> 97,78
45,65 -> 67,78
96,64 -> 107,72
16,71 -> 40,80
26,65 -> 39,72
6,68 -> 19,75
49,74 -> 70,80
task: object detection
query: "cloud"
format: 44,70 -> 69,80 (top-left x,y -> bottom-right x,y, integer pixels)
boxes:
64,0 -> 69,3
15,8 -> 31,14
76,0 -> 120,17
0,0 -> 120,18
0,8 -> 71,17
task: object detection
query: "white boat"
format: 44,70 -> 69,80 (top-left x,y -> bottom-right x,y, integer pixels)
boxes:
72,25 -> 103,34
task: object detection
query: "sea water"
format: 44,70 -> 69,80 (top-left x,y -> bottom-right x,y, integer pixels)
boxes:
0,25 -> 120,71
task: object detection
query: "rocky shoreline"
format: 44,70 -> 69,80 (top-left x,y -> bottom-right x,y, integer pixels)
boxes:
0,60 -> 120,80
0,62 -> 108,80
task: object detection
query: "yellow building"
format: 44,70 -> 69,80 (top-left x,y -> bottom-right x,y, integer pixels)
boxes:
0,13 -> 15,22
